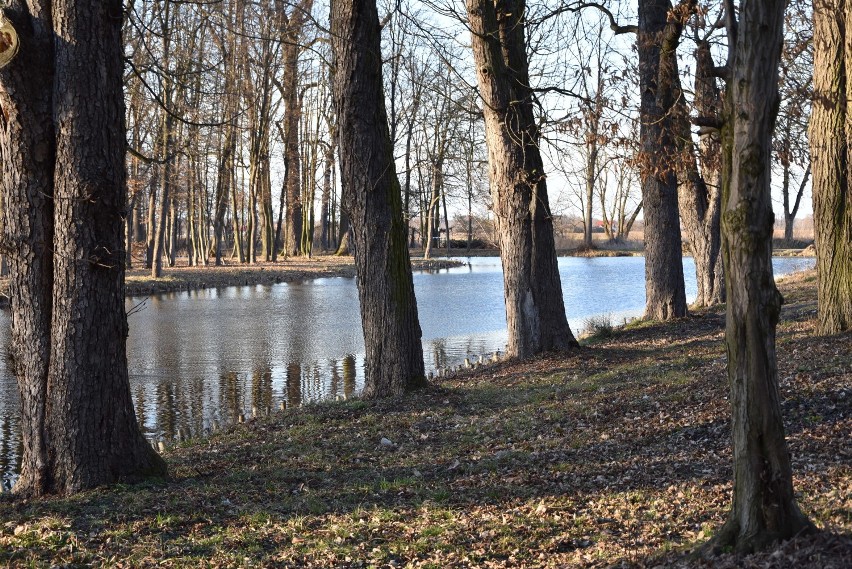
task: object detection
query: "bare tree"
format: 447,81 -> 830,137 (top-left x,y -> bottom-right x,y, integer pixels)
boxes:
0,0 -> 166,496
558,0 -> 689,317
466,0 -> 578,359
678,34 -> 724,308
599,154 -> 642,243
636,0 -> 691,320
775,1 -> 812,243
282,0 -> 314,257
331,0 -> 426,397
810,0 -> 852,334
707,0 -> 815,553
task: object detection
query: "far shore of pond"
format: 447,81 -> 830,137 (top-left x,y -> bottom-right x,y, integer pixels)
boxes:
0,245 -> 815,308
0,256 -> 460,308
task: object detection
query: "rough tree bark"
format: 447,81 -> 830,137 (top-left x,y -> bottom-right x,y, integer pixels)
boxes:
334,210 -> 351,256
320,74 -> 338,253
330,0 -> 426,397
0,0 -> 166,496
707,0 -> 815,552
810,0 -> 852,335
637,0 -> 687,320
0,0 -> 56,497
677,40 -> 724,307
466,0 -> 578,359
145,162 -> 157,268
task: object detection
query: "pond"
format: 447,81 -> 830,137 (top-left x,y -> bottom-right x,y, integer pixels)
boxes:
0,255 -> 815,484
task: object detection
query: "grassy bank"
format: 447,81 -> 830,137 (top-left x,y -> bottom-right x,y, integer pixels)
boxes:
0,271 -> 849,567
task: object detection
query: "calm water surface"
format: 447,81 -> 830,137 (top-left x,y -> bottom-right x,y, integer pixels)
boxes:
0,256 -> 815,484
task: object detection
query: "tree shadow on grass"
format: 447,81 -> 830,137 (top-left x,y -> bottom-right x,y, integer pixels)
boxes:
0,304 -> 848,566
1,365 -> 845,566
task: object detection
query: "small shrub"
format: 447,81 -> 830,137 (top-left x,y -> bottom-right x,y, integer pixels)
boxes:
582,314 -> 614,339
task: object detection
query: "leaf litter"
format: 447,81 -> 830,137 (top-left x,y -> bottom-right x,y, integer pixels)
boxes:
0,270 -> 849,567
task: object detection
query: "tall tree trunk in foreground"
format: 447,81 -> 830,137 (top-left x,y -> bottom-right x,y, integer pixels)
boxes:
0,0 -> 56,497
330,0 -> 426,398
466,0 -> 577,359
810,0 -> 852,335
708,0 -> 814,552
0,0 -> 166,496
637,0 -> 687,320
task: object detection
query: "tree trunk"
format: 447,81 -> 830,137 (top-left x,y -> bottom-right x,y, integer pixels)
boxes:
466,141 -> 474,252
466,0 -> 578,359
167,197 -> 177,267
331,0 -> 426,397
301,105 -> 320,257
273,175 -> 286,260
187,170 -> 197,266
583,145 -> 597,248
150,0 -> 174,278
708,0 -> 814,552
403,102 -> 418,249
810,0 -> 852,335
213,1 -> 237,267
256,76 -> 274,263
125,192 -> 137,269
282,3 -> 312,257
442,180 -> 450,255
230,164 -> 244,263
782,164 -> 808,243
320,140 -> 334,251
247,156 -> 258,264
0,0 -> 166,496
260,158 -> 273,261
678,41 -> 724,308
213,125 -> 235,266
132,189 -> 142,245
151,114 -> 174,277
0,0 -> 57,496
335,211 -> 351,256
638,0 -> 687,320
424,162 -> 441,260
145,170 -> 157,269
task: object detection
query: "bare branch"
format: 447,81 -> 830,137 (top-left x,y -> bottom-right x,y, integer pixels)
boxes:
692,115 -> 724,131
